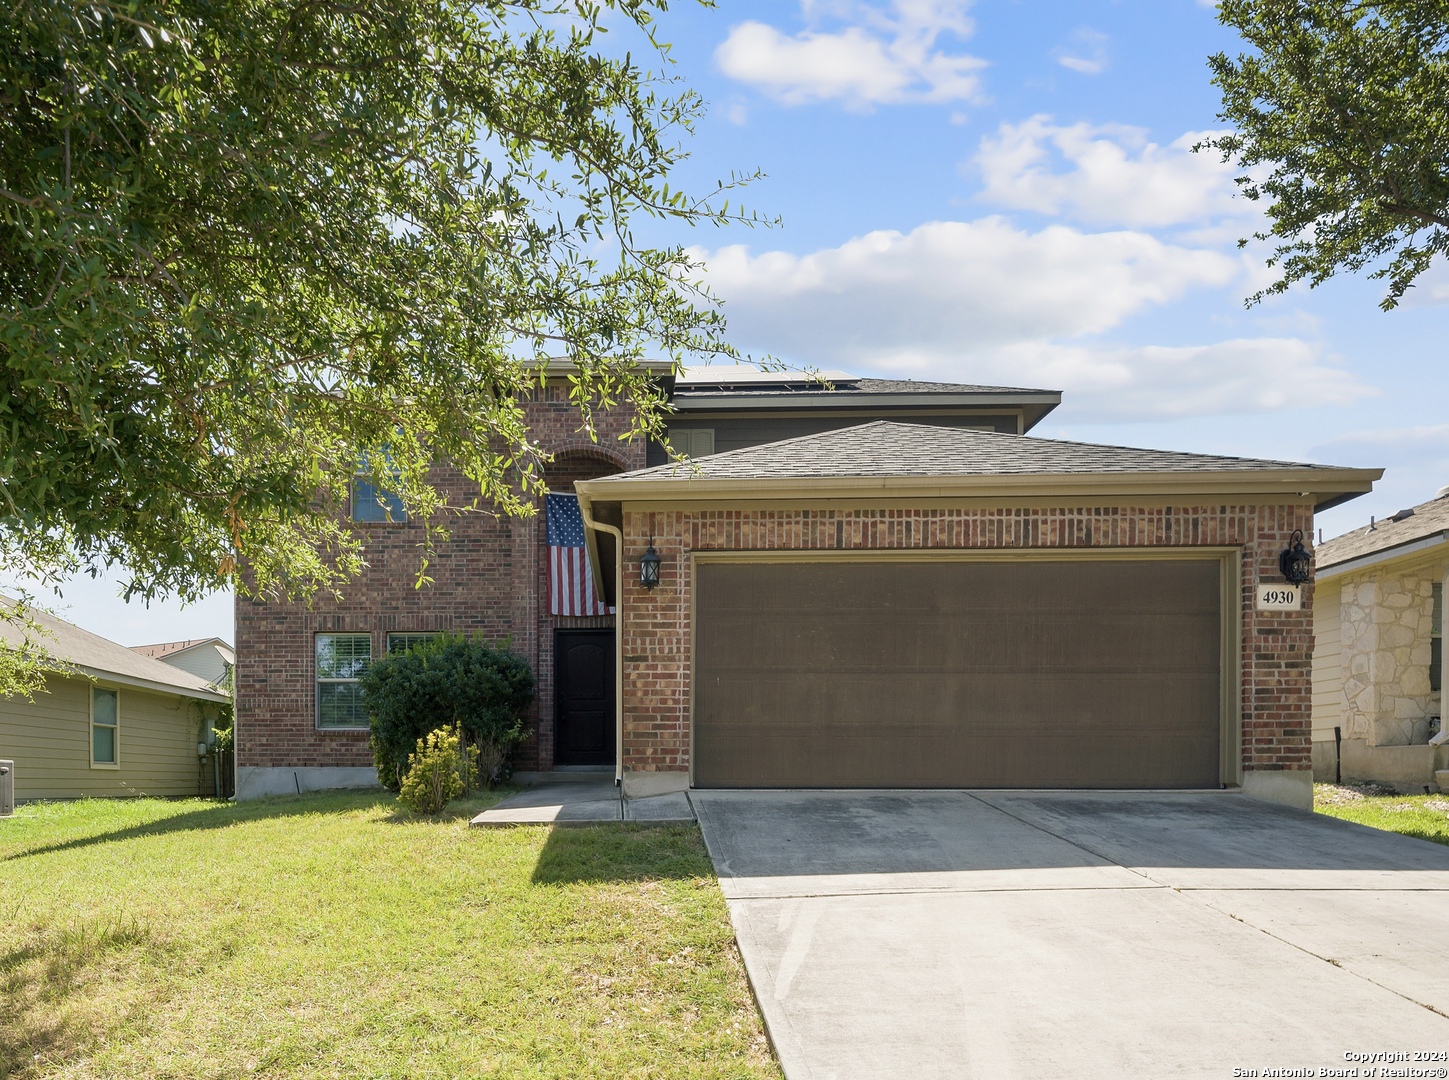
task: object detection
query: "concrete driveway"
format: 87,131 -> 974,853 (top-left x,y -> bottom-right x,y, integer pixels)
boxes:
690,790 -> 1449,1080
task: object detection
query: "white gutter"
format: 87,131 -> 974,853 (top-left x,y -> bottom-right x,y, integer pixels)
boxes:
578,502 -> 626,789
575,467 -> 1381,507
1317,531 -> 1449,580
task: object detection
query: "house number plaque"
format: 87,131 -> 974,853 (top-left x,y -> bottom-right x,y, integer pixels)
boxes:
1255,584 -> 1302,611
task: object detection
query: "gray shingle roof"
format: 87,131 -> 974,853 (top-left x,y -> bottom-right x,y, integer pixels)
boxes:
0,599 -> 228,699
595,421 -> 1343,483
1317,493 -> 1449,569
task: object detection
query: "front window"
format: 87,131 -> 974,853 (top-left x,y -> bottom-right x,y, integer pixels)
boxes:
91,687 -> 118,766
316,634 -> 372,729
350,475 -> 407,523
387,632 -> 439,655
351,450 -> 407,523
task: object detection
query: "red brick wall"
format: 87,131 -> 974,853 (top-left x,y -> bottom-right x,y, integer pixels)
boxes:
618,502 -> 1316,781
235,385 -> 644,773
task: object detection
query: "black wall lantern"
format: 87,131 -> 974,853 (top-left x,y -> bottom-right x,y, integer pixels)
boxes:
639,543 -> 661,590
1279,529 -> 1313,585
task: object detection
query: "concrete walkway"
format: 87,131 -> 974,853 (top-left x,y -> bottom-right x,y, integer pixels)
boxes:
469,780 -> 694,826
692,789 -> 1449,1080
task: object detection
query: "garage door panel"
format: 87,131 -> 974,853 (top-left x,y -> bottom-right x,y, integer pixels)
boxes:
697,736 -> 1220,789
702,611 -> 1221,675
694,558 -> 1225,789
705,672 -> 1221,731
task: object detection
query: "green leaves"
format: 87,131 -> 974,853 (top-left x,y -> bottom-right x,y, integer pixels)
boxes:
1204,0 -> 1449,309
361,634 -> 535,792
0,0 -> 754,607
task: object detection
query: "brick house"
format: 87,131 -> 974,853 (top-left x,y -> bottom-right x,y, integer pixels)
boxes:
235,368 -> 1377,809
575,422 -> 1378,810
234,368 -> 1061,798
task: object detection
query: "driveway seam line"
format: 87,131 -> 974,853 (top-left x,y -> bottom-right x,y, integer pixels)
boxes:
722,885 -> 1164,900
966,794 -> 1449,1022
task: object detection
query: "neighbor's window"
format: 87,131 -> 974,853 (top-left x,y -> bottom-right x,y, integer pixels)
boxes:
91,686 -> 118,766
1432,583 -> 1443,694
666,427 -> 715,459
316,634 -> 372,729
387,632 -> 438,655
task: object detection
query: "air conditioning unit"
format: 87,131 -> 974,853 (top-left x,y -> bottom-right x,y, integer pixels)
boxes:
0,760 -> 13,817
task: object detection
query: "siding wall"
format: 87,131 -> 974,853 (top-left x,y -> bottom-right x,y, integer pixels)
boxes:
0,673 -> 208,800
1311,577 -> 1343,742
160,647 -> 230,687
645,413 -> 1020,466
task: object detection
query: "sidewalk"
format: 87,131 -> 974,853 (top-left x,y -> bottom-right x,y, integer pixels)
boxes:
469,780 -> 694,826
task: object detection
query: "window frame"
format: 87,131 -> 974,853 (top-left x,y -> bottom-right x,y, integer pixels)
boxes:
90,685 -> 120,769
1432,583 -> 1443,694
315,633 -> 374,731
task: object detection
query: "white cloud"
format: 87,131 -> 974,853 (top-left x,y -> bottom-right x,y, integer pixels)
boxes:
972,116 -> 1249,230
1313,424 -> 1449,455
702,218 -> 1236,349
971,340 -> 1368,423
1055,28 -> 1109,75
1309,426 -> 1449,519
695,220 -> 1372,421
715,1 -> 986,109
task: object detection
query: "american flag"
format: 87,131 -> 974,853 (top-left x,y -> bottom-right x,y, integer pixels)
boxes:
546,493 -> 612,616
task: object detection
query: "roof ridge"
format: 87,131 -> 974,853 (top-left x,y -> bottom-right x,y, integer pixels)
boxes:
628,419 -> 1326,479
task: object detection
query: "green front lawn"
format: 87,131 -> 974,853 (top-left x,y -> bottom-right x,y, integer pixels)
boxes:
0,794 -> 778,1079
1315,783 -> 1449,847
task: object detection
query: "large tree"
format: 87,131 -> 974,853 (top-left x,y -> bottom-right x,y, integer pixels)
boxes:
1203,0 -> 1449,309
0,0 -> 756,637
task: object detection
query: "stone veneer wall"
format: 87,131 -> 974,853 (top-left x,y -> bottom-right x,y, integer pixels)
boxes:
1339,565 -> 1441,746
235,386 -> 644,775
618,502 -> 1315,781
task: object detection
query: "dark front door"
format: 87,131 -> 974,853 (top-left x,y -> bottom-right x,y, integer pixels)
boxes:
554,630 -> 615,766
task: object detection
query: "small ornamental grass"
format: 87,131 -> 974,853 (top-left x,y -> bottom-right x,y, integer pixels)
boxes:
399,727 -> 466,815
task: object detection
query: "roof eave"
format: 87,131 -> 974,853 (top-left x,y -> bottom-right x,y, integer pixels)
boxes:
575,468 -> 1381,509
1317,530 -> 1449,579
68,663 -> 231,703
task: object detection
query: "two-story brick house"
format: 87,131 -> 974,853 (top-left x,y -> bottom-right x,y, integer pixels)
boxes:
234,367 -> 1062,798
237,365 -> 1381,809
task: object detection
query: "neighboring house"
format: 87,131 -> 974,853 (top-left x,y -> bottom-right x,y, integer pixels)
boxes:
0,602 -> 232,800
234,366 -> 1063,799
1311,491 -> 1449,792
576,422 -> 1376,810
131,637 -> 235,691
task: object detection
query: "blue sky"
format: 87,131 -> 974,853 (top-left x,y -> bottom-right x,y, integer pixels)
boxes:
24,0 -> 1449,644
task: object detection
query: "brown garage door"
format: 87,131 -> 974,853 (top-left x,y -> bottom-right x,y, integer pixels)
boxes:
693,557 -> 1224,789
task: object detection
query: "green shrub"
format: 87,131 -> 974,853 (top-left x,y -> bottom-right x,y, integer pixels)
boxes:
360,634 -> 535,791
399,727 -> 464,815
